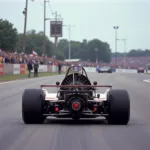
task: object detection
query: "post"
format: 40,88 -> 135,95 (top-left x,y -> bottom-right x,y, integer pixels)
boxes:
115,29 -> 117,66
55,11 -> 58,49
22,0 -> 28,53
123,39 -> 127,69
114,26 -> 119,68
68,25 -> 71,59
118,38 -> 127,69
43,0 -> 46,57
63,24 -> 75,59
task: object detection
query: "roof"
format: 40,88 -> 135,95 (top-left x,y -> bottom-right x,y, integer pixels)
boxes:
65,59 -> 80,62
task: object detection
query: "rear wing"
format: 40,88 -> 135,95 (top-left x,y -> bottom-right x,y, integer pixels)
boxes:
41,84 -> 112,94
40,85 -> 112,88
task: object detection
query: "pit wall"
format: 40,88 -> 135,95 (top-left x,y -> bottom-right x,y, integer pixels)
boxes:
0,64 -> 149,76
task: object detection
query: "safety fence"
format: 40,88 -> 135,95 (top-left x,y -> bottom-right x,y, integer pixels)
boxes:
0,64 -> 70,76
0,64 -> 150,76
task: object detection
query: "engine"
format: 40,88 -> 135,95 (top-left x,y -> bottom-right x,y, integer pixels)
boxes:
59,73 -> 93,115
59,73 -> 92,96
61,73 -> 91,86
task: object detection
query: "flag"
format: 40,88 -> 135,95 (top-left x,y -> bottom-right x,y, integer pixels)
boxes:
28,54 -> 33,57
32,49 -> 38,57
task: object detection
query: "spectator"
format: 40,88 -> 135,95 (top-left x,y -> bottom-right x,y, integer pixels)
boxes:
27,60 -> 33,77
0,56 -> 2,63
58,63 -> 62,74
33,60 -> 39,77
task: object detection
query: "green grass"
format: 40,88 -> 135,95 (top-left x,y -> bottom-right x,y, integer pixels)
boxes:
0,72 -> 61,82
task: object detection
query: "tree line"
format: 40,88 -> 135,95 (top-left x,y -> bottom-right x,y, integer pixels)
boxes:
112,49 -> 150,57
0,19 -> 149,63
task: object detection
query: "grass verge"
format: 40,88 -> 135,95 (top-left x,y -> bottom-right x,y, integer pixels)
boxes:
0,72 -> 61,82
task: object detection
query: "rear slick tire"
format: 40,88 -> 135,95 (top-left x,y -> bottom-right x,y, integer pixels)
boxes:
22,89 -> 46,124
107,89 -> 130,125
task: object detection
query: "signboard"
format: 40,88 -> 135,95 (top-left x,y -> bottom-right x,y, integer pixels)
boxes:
50,21 -> 62,37
52,65 -> 57,73
0,64 -> 4,76
20,64 -> 26,74
13,64 -> 20,74
31,65 -> 48,73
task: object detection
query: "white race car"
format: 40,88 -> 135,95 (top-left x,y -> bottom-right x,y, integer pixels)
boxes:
22,66 -> 130,124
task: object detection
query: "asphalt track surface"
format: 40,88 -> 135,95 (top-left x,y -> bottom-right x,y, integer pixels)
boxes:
0,72 -> 150,150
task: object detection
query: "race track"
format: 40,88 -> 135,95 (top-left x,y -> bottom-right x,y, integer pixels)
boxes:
0,73 -> 150,150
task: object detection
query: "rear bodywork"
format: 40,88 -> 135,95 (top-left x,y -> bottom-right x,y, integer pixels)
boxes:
41,85 -> 111,118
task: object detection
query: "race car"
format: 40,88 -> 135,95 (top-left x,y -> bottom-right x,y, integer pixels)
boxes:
97,66 -> 112,73
137,67 -> 145,73
22,66 -> 130,125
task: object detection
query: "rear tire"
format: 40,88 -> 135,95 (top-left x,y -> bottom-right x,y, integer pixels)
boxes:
22,89 -> 46,124
107,89 -> 130,125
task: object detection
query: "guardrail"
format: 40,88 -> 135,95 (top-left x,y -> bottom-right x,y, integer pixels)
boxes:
0,64 -> 150,76
0,64 -> 70,76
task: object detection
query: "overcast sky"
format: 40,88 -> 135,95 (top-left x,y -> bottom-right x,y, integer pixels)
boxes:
0,0 -> 149,53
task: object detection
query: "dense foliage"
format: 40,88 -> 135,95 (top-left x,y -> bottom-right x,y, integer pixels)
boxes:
112,49 -> 150,57
0,19 -> 150,62
0,19 -> 18,51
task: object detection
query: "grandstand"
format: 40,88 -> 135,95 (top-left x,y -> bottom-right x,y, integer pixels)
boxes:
1,49 -> 150,69
109,56 -> 150,69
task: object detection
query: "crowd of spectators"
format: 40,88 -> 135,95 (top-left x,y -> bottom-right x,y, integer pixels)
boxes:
0,50 -> 97,67
1,50 -> 150,69
110,56 -> 150,69
0,50 -> 57,65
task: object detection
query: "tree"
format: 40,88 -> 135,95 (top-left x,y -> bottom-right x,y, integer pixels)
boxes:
112,49 -> 150,57
17,30 -> 53,57
0,19 -> 18,51
57,39 -> 68,59
85,39 -> 111,62
55,38 -> 112,62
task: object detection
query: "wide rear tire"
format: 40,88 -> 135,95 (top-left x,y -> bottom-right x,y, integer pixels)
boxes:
22,89 -> 46,124
107,89 -> 130,125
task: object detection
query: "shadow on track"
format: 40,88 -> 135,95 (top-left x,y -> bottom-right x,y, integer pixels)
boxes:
18,117 -> 136,126
44,118 -> 108,126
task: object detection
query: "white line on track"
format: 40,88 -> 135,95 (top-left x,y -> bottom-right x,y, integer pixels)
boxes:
143,79 -> 150,83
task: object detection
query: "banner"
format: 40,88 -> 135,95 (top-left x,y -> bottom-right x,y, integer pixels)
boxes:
52,65 -> 57,73
25,65 -> 28,74
38,65 -> 47,72
13,64 -> 20,74
20,64 -> 26,74
0,64 -> 4,76
31,65 -> 48,73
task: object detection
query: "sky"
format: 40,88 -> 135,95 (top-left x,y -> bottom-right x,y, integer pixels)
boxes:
0,0 -> 150,53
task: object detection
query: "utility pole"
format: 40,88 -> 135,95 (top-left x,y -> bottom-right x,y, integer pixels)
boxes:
22,0 -> 28,53
63,24 -> 75,59
124,39 -> 127,69
117,38 -> 127,69
22,0 -> 49,56
43,0 -> 49,57
113,26 -> 119,68
43,0 -> 46,57
52,11 -> 61,48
